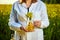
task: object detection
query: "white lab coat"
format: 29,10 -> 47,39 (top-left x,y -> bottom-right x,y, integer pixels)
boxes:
8,0 -> 49,40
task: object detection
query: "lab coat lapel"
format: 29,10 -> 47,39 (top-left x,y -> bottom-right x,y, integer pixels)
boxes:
22,2 -> 38,12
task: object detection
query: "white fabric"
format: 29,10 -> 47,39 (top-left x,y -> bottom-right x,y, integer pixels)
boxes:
8,0 -> 49,40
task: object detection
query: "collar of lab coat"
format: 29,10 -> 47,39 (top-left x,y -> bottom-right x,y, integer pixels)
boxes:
14,0 -> 41,15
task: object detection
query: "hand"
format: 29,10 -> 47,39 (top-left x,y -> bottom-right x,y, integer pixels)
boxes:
20,26 -> 28,32
33,20 -> 41,28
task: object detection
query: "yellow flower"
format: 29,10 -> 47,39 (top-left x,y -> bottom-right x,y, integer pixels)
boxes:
26,12 -> 33,20
26,21 -> 34,32
25,12 -> 34,32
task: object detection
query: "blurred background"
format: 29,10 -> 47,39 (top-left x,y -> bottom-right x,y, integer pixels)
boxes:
0,0 -> 60,40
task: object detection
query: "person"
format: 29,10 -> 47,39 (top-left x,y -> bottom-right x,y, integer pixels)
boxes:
8,0 -> 49,40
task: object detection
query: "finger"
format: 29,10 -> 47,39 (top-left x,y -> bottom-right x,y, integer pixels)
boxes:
23,28 -> 28,32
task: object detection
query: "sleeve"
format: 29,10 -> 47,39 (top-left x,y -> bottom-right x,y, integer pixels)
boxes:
8,3 -> 22,31
40,3 -> 49,29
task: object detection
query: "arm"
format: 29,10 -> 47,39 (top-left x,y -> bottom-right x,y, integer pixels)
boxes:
8,3 -> 22,31
40,3 -> 49,28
